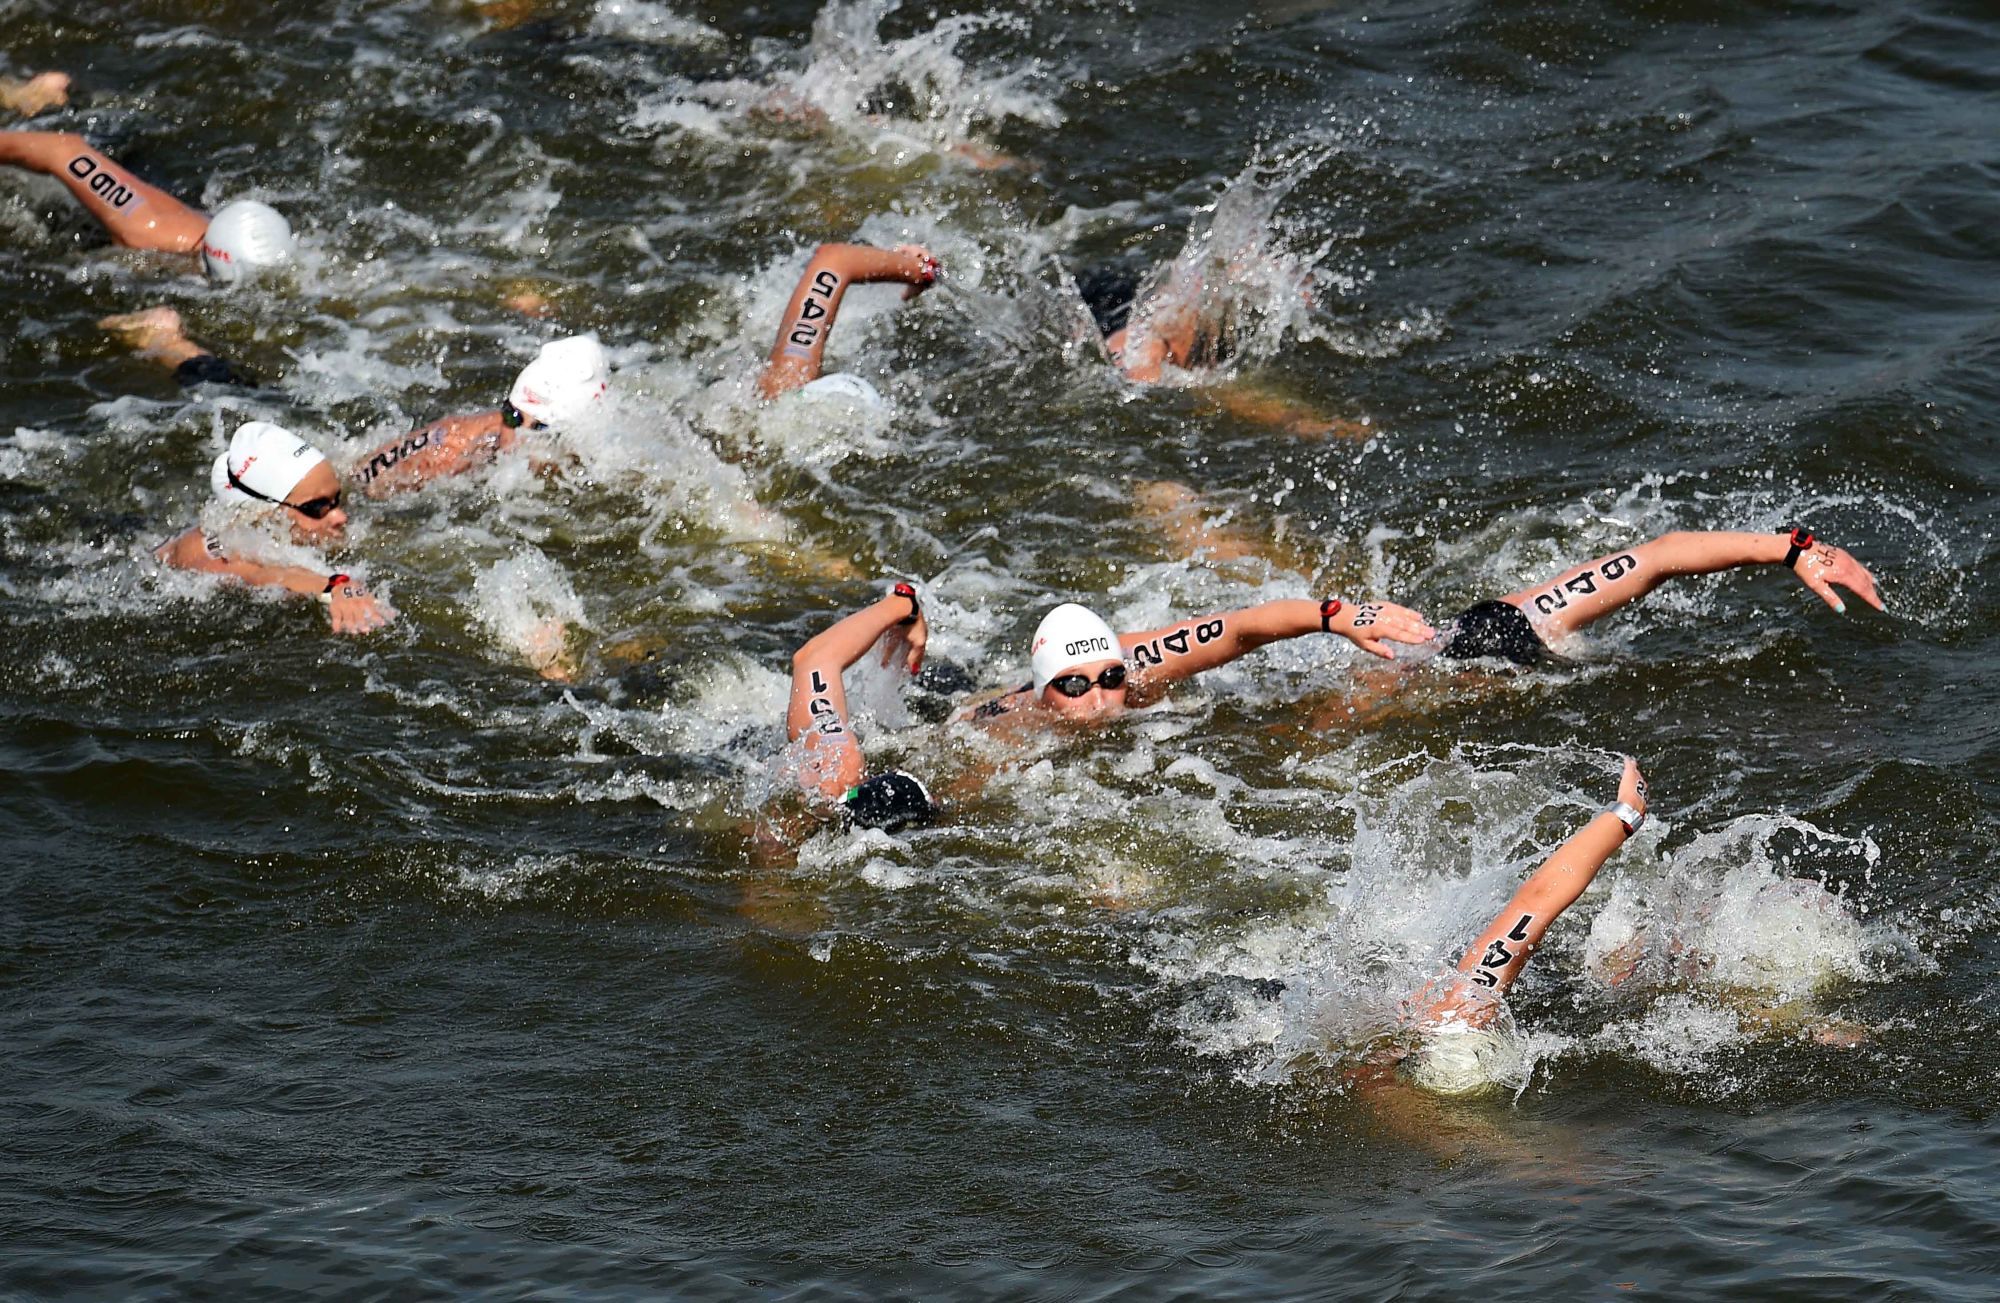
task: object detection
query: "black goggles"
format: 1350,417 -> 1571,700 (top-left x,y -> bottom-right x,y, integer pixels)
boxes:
227,465 -> 342,519
1046,663 -> 1127,698
500,399 -> 545,431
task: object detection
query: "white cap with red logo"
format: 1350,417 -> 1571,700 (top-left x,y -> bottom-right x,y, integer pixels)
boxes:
1030,602 -> 1121,691
201,200 -> 296,285
508,335 -> 610,429
209,421 -> 327,505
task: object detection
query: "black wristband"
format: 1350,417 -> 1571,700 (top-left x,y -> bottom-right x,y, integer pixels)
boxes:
1782,527 -> 1813,569
323,572 -> 350,595
892,581 -> 920,625
1319,598 -> 1343,633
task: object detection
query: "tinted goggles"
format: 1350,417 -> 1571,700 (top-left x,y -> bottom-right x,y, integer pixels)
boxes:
1047,663 -> 1127,698
227,465 -> 342,519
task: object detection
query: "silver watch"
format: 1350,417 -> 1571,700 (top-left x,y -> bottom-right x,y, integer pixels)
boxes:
1607,801 -> 1646,836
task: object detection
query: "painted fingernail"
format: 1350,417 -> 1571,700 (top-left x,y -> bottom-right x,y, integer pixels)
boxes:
1832,598 -> 1846,614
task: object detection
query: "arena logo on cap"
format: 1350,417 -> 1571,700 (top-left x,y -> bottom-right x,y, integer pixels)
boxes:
1064,635 -> 1111,658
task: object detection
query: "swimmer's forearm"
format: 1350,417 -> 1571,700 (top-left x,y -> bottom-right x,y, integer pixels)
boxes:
792,593 -> 918,677
816,244 -> 933,285
1639,530 -> 1788,578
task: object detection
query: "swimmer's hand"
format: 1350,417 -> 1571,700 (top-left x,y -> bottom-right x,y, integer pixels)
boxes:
327,581 -> 395,635
892,244 -> 940,302
1617,755 -> 1648,818
1326,600 -> 1437,660
1793,540 -> 1885,616
881,604 -> 928,676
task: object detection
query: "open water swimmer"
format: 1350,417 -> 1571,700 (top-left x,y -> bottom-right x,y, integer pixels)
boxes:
959,594 -> 1436,730
1433,526 -> 1885,665
155,421 -> 392,636
354,335 -> 610,497
758,241 -> 940,403
0,130 -> 293,280
779,580 -> 941,833
1381,756 -> 1651,1096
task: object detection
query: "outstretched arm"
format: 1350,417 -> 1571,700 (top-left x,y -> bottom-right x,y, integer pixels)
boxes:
1502,528 -> 1885,642
0,131 -> 207,252
353,411 -> 516,498
1419,759 -> 1648,1027
786,584 -> 927,799
154,527 -> 393,635
1118,597 -> 1436,700
758,243 -> 938,398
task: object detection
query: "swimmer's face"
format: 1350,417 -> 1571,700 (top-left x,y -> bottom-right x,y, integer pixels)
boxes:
1039,658 -> 1128,721
282,462 -> 349,545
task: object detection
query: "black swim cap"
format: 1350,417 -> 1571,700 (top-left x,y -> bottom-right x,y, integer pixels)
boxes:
1076,266 -> 1142,338
1441,600 -> 1546,666
843,770 -> 938,832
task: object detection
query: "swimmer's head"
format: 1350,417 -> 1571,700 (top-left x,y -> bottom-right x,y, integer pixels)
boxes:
795,371 -> 885,409
1402,1025 -> 1523,1097
1031,602 -> 1127,719
210,421 -> 346,541
507,334 -> 610,431
842,770 -> 939,833
202,200 -> 296,285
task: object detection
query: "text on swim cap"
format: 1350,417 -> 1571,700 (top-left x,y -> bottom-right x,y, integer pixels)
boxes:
781,269 -> 842,358
67,154 -> 142,211
1063,635 -> 1111,658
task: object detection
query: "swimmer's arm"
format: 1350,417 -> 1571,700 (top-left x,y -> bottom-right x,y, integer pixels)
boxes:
0,131 -> 208,252
354,411 -> 515,498
1503,530 -> 1885,641
1436,759 -> 1647,1007
1119,599 -> 1437,695
786,590 -> 927,797
758,242 -> 938,398
154,528 -> 393,634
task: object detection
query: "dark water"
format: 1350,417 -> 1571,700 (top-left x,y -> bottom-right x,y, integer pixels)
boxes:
4,0 -> 1998,1296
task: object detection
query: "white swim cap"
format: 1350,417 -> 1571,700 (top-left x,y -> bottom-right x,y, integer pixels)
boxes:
1030,602 -> 1121,691
210,421 -> 327,506
1403,1013 -> 1526,1097
796,372 -> 884,408
508,335 -> 610,429
202,200 -> 296,284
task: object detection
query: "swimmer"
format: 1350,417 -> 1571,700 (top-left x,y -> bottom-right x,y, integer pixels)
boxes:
96,305 -> 252,388
782,581 -> 941,832
354,334 -> 609,497
0,131 -> 293,281
0,71 -> 69,118
156,421 -> 393,636
957,594 -> 1436,729
1079,263 -> 1362,437
757,242 -> 940,402
1433,526 -> 1885,667
1368,757 -> 1650,1097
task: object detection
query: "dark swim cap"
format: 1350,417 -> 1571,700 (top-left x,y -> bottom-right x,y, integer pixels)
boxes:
1440,600 -> 1546,666
842,770 -> 938,832
1076,266 -> 1142,337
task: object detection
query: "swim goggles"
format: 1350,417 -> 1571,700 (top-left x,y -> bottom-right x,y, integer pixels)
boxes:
1046,664 -> 1127,698
227,464 -> 342,519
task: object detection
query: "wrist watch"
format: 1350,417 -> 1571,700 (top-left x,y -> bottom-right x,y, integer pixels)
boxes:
1606,801 -> 1646,837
